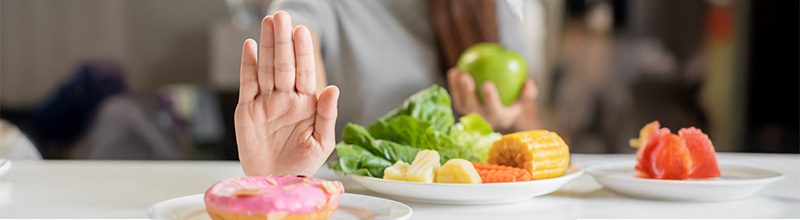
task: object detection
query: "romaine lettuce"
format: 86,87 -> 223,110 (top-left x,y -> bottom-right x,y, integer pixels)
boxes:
450,113 -> 502,163
331,143 -> 393,178
343,123 -> 419,164
376,85 -> 454,131
330,85 -> 502,177
368,115 -> 471,162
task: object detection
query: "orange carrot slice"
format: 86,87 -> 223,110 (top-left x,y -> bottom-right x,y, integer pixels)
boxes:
472,163 -> 532,183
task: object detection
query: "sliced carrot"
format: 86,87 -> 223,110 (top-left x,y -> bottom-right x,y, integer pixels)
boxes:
472,163 -> 532,183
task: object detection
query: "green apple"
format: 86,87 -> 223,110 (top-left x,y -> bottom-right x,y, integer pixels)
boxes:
456,43 -> 527,106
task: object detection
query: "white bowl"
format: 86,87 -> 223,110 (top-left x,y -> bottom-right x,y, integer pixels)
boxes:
586,161 -> 784,202
349,165 -> 583,205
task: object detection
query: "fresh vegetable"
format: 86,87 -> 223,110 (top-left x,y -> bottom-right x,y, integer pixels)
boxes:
377,85 -> 454,131
383,161 -> 411,181
632,121 -> 720,180
488,130 -> 570,179
473,163 -> 532,183
450,113 -> 502,163
330,85 -> 501,178
343,123 -> 419,164
367,86 -> 499,163
332,144 -> 393,178
457,43 -> 528,106
437,159 -> 482,184
368,115 -> 468,162
406,150 -> 441,183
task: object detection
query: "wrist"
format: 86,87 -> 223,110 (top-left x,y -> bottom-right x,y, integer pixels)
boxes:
510,106 -> 541,132
240,158 -> 275,176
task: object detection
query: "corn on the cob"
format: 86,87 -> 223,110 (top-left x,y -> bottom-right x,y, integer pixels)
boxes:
406,150 -> 440,183
488,130 -> 570,179
383,161 -> 410,181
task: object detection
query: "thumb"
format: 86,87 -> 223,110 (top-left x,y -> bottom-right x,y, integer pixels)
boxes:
315,85 -> 339,151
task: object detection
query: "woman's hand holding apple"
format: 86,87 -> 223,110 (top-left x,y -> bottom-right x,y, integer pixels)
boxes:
447,69 -> 540,132
447,43 -> 541,132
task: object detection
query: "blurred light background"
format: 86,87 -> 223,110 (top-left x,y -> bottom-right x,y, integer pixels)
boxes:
0,0 -> 797,160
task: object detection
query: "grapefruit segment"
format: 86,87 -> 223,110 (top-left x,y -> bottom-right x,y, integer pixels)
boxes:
635,126 -> 671,179
679,127 -> 721,179
651,134 -> 692,180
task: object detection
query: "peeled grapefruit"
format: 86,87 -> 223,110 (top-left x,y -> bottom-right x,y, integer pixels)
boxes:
631,121 -> 720,180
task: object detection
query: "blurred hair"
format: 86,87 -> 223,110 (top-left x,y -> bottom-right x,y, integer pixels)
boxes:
428,0 -> 499,71
565,0 -> 628,31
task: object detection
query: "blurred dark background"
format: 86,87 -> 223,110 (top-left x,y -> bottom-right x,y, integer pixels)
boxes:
0,0 -> 797,160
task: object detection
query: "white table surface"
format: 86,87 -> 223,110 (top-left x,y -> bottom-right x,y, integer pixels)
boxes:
1,153 -> 798,219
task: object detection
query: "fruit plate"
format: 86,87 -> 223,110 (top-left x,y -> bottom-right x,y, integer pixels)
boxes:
586,161 -> 784,202
349,165 -> 583,205
148,193 -> 412,220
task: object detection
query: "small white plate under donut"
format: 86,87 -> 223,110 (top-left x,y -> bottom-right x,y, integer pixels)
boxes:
148,193 -> 412,220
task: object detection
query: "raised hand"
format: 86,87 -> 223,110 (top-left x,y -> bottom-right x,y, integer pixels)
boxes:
235,11 -> 339,176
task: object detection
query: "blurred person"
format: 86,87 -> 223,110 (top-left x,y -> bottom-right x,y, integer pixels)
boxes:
553,0 -> 620,153
4,61 -> 183,159
551,0 -> 708,153
233,0 -> 556,174
261,0 -> 551,134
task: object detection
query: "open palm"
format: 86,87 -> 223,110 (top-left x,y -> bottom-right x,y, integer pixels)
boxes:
235,11 -> 339,176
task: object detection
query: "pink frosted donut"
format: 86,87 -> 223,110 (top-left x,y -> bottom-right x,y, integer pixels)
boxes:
204,175 -> 344,220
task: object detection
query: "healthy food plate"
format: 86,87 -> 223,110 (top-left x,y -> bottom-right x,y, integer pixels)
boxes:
350,165 -> 583,205
148,193 -> 412,220
587,161 -> 783,202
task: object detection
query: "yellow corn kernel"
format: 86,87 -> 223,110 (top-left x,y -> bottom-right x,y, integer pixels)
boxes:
488,130 -> 570,179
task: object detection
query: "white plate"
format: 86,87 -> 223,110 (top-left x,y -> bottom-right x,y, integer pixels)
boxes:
586,161 -> 784,202
0,159 -> 10,178
148,193 -> 412,220
349,165 -> 583,205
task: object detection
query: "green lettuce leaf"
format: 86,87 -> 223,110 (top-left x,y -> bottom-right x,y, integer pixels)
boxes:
450,113 -> 502,163
331,143 -> 393,178
368,115 -> 474,162
342,123 -> 419,163
330,85 -> 503,177
377,85 -> 454,131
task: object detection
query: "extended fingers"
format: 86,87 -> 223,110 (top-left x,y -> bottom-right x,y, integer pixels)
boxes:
458,73 -> 482,113
447,68 -> 465,112
480,82 -> 504,115
258,16 -> 275,93
239,39 -> 259,103
273,11 -> 296,92
481,81 -> 522,129
293,26 -> 316,95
